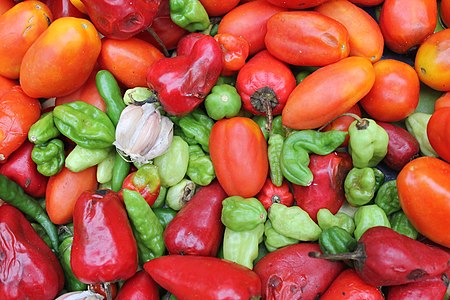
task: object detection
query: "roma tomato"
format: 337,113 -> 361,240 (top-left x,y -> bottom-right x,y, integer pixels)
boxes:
397,157 -> 450,248
209,117 -> 268,197
415,28 -> 450,92
360,59 -> 420,122
265,11 -> 349,67
315,0 -> 384,63
20,17 -> 101,98
379,0 -> 437,54
98,37 -> 164,88
427,107 -> 450,163
0,0 -> 53,79
0,86 -> 41,163
217,0 -> 286,55
46,166 -> 97,225
442,0 -> 450,28
199,0 -> 240,16
265,0 -> 329,9
214,33 -> 249,76
282,56 -> 375,130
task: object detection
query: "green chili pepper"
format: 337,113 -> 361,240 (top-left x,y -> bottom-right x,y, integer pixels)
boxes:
344,167 -> 379,207
96,70 -> 126,126
153,207 -> 177,229
373,167 -> 385,191
319,226 -> 358,255
223,223 -> 264,269
151,186 -> 167,209
354,204 -> 391,240
65,145 -> 113,173
178,109 -> 214,152
374,180 -> 401,216
405,112 -> 439,157
154,136 -> 190,187
165,179 -> 196,211
204,84 -> 242,120
123,189 -> 165,263
264,220 -> 298,252
59,237 -> 87,291
390,211 -> 418,240
169,0 -> 210,32
53,101 -> 116,149
111,152 -> 131,192
28,112 -> 60,144
268,134 -> 284,187
269,203 -> 322,241
348,118 -> 389,168
31,139 -> 65,177
316,208 -> 355,235
280,130 -> 347,186
186,145 -> 215,186
96,150 -> 116,184
31,223 -> 52,248
221,196 -> 267,232
0,174 -> 59,253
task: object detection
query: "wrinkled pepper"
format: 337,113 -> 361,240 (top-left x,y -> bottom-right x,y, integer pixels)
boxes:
204,83 -> 242,120
178,108 -> 214,152
221,196 -> 267,232
344,167 -> 384,207
374,180 -> 401,216
390,210 -> 418,240
280,130 -> 347,186
354,204 -> 391,240
31,139 -> 65,177
319,226 -> 357,255
348,117 -> 389,168
255,178 -> 294,210
65,145 -> 113,173
186,144 -> 215,186
53,101 -> 116,149
165,178 -> 196,211
59,237 -> 87,292
267,133 -> 284,186
169,0 -> 210,32
119,163 -> 161,206
405,112 -> 439,157
317,208 -> 355,235
28,111 -> 60,144
254,114 -> 288,140
264,219 -> 298,252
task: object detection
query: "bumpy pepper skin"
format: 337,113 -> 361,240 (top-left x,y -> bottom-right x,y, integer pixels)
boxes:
264,219 -> 298,252
154,135 -> 189,187
344,167 -> 379,207
267,133 -> 284,186
319,226 -> 357,255
390,211 -> 418,240
204,84 -> 242,120
58,237 -> 87,292
221,196 -> 267,232
354,204 -> 391,240
169,0 -> 210,32
0,205 -> 64,300
256,178 -> 294,210
178,108 -> 214,152
186,144 -> 215,186
317,208 -> 355,235
28,112 -> 60,144
348,118 -> 389,168
374,180 -> 401,216
119,163 -> 161,206
31,139 -> 65,177
53,101 -> 115,149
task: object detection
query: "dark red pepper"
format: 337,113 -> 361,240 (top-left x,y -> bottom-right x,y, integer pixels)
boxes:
0,204 -> 64,300
146,33 -> 223,116
118,164 -> 160,206
115,270 -> 160,300
42,0 -> 87,19
292,151 -> 353,222
386,272 -> 449,300
256,178 -> 294,211
163,180 -> 227,256
70,189 -> 138,284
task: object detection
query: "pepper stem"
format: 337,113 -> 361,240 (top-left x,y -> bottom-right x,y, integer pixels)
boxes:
146,27 -> 169,58
250,86 -> 278,132
104,282 -> 113,300
317,112 -> 364,132
308,243 -> 367,268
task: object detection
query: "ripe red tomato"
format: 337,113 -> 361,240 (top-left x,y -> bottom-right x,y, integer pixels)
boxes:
265,0 -> 328,9
0,75 -> 16,98
442,0 -> 450,27
209,117 -> 268,197
199,0 -> 240,16
427,107 -> 450,163
434,92 -> 450,110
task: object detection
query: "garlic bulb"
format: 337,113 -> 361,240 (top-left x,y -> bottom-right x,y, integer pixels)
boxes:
114,103 -> 173,164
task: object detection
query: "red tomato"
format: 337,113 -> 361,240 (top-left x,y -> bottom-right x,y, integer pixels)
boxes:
199,0 -> 240,16
397,157 -> 450,248
427,107 -> 450,163
217,0 -> 286,55
214,33 -> 249,76
209,117 -> 268,197
265,0 -> 328,9
265,11 -> 349,67
0,0 -> 14,15
0,1 -> 53,79
46,166 -> 98,224
434,92 -> 450,110
322,104 -> 362,147
0,75 -> 16,98
442,0 -> 450,28
360,59 -> 420,122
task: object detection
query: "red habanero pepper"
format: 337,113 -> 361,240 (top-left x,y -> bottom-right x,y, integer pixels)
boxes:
71,189 -> 138,284
118,164 -> 160,206
214,33 -> 250,76
0,204 -> 65,300
146,33 -> 223,116
115,270 -> 159,300
256,178 -> 294,211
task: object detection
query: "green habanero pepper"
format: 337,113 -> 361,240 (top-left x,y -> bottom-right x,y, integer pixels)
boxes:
344,167 -> 379,207
123,87 -> 158,106
390,210 -> 418,240
96,70 -> 126,126
123,189 -> 165,262
374,180 -> 401,216
154,136 -> 190,187
405,112 -> 439,157
186,144 -> 215,186
354,204 -> 390,240
205,84 -> 242,121
268,134 -> 284,187
264,219 -> 298,252
316,208 -> 355,235
319,226 -> 357,255
221,196 -> 267,232
153,207 -> 177,229
28,112 -> 60,144
165,179 -> 196,211
348,117 -> 389,168
169,0 -> 210,32
280,130 -> 347,186
59,237 -> 87,291
178,109 -> 214,152
53,101 -> 116,149
96,150 -> 116,184
31,139 -> 65,177
268,203 -> 322,241
65,145 -> 113,173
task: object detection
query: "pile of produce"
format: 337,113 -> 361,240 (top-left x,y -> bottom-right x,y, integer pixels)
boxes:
1,0 -> 450,299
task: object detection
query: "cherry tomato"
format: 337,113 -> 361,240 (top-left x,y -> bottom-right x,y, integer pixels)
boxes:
360,59 -> 420,122
322,104 -> 362,147
214,33 -> 249,76
199,0 -> 240,16
397,157 -> 450,248
427,107 -> 450,163
442,0 -> 450,28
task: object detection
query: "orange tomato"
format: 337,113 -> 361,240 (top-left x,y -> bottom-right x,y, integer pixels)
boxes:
315,0 -> 384,63
397,157 -> 450,248
442,0 -> 450,28
434,92 -> 450,110
415,28 -> 450,92
46,166 -> 97,224
0,1 -> 53,79
20,16 -> 101,98
98,37 -> 164,88
199,0 -> 240,16
0,75 -> 16,98
282,56 -> 375,130
360,59 -> 420,122
209,117 -> 268,197
265,0 -> 329,9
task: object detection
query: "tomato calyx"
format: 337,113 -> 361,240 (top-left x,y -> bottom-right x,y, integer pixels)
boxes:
250,86 -> 278,131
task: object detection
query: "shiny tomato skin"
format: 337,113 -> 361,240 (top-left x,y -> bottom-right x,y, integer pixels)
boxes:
209,117 -> 268,197
0,1 -> 53,79
20,17 -> 101,98
199,0 -> 240,16
360,59 -> 420,122
214,33 -> 250,76
442,0 -> 450,28
265,0 -> 329,9
427,107 -> 450,163
434,92 -> 450,110
282,56 -> 375,130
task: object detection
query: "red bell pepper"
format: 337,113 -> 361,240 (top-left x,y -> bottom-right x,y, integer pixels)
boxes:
143,255 -> 262,299
71,189 -> 138,284
146,33 -> 223,116
115,270 -> 160,300
0,204 -> 64,300
118,164 -> 160,206
0,140 -> 48,198
256,178 -> 294,211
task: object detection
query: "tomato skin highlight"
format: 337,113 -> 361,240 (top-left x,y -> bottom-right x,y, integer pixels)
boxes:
427,107 -> 450,163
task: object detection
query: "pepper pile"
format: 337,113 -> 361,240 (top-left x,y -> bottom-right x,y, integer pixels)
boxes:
0,0 -> 450,299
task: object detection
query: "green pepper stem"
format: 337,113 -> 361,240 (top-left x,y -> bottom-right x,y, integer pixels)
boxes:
308,243 -> 366,263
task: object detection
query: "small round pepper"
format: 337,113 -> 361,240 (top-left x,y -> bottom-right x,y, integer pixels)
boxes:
204,84 -> 242,120
31,139 -> 65,177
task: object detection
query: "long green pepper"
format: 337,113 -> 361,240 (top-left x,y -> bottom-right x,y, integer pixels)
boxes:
268,133 -> 284,187
96,70 -> 127,127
